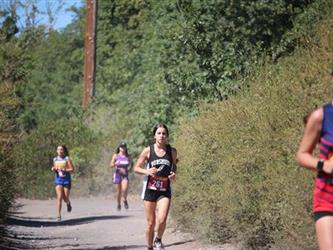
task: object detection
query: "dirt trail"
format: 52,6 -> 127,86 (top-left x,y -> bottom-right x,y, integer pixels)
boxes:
4,196 -> 236,250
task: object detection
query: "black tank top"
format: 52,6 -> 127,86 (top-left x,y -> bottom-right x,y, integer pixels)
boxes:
147,144 -> 173,177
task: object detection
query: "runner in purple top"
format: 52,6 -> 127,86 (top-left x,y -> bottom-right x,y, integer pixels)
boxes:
110,142 -> 132,211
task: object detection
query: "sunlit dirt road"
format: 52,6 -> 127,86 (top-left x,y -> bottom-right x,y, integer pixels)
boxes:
4,196 -> 236,250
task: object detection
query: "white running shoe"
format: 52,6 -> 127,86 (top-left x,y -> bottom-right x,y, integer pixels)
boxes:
154,239 -> 165,250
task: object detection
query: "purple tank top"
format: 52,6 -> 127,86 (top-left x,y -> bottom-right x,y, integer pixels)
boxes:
115,154 -> 130,171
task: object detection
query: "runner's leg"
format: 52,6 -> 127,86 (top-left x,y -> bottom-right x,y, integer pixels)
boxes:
316,216 -> 333,250
155,197 -> 171,240
63,187 -> 70,203
144,200 -> 157,247
121,179 -> 129,208
63,186 -> 72,212
115,183 -> 121,210
55,185 -> 64,218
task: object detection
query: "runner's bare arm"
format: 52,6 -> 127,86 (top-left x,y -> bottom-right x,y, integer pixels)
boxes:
296,108 -> 333,174
296,108 -> 323,172
66,157 -> 74,173
134,147 -> 156,176
169,147 -> 177,180
171,147 -> 177,173
110,154 -> 117,168
51,162 -> 56,171
128,156 -> 133,171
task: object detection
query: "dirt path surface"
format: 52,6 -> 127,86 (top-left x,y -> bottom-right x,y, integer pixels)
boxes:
5,196 -> 236,250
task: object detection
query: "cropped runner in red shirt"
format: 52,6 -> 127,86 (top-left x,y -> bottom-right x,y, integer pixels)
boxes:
297,72 -> 333,250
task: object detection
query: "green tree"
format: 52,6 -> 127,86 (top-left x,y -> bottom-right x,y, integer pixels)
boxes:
163,0 -> 321,109
18,8 -> 85,130
94,0 -> 327,153
0,11 -> 23,223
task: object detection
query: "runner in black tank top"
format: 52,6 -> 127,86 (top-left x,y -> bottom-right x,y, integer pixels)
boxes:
134,123 -> 177,250
142,144 -> 173,201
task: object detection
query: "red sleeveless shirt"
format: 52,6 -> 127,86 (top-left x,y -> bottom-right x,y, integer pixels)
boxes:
314,103 -> 333,212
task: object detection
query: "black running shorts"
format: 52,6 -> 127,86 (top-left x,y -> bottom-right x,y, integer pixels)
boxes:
143,189 -> 171,202
314,211 -> 333,222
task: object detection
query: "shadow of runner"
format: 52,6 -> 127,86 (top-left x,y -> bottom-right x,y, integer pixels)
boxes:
88,245 -> 147,250
6,215 -> 130,228
86,239 -> 196,250
164,239 -> 196,247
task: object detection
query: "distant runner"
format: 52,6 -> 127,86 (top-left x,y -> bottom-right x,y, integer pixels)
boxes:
110,142 -> 132,211
51,145 -> 74,221
134,123 -> 177,250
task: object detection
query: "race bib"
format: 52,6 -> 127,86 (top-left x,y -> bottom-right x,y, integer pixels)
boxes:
58,171 -> 66,178
147,177 -> 168,191
118,159 -> 129,165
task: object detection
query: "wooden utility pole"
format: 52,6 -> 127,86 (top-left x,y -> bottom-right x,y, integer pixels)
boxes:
82,0 -> 97,110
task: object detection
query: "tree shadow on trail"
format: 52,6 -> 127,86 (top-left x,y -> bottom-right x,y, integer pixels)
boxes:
165,239 -> 196,247
6,215 -> 130,228
0,225 -> 53,250
1,224 -> 96,250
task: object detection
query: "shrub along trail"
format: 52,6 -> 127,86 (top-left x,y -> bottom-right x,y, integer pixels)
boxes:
5,196 -> 236,250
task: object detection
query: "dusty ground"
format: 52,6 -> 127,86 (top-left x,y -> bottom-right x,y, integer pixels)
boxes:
3,196 -> 236,250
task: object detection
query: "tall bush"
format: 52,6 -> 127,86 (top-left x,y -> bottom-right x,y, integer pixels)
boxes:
0,13 -> 24,224
172,10 -> 333,249
0,83 -> 20,223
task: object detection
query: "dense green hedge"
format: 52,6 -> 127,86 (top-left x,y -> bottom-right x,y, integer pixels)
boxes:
172,11 -> 333,249
0,15 -> 25,226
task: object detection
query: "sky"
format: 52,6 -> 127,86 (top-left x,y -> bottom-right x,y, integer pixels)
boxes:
14,0 -> 84,30
53,0 -> 83,30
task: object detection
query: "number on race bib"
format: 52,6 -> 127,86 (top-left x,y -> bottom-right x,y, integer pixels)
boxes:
147,178 -> 168,191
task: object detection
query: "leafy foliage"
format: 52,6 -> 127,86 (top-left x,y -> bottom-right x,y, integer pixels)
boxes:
0,82 -> 20,223
172,9 -> 333,248
17,23 -> 85,131
162,0 -> 323,107
93,0 -> 331,154
0,12 -> 24,223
